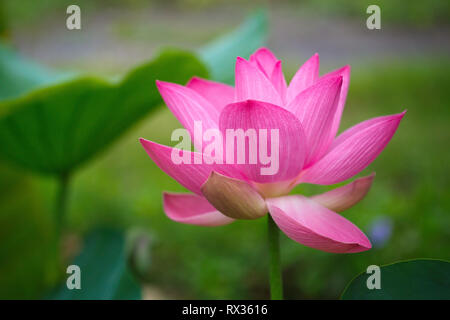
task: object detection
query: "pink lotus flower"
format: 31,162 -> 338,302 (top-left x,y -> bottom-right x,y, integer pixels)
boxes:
140,48 -> 404,254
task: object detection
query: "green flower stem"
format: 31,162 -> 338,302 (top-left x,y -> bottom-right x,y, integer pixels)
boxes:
55,172 -> 70,235
267,214 -> 283,300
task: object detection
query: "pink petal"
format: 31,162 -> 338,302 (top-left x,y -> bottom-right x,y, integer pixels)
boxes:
271,60 -> 287,105
311,173 -> 375,212
252,180 -> 295,198
219,100 -> 307,183
286,53 -> 319,104
249,47 -> 278,77
320,65 -> 351,139
186,77 -> 234,111
163,192 -> 234,226
299,112 -> 406,185
267,195 -> 371,253
201,171 -> 267,219
234,57 -> 283,106
156,80 -> 219,150
287,76 -> 343,165
139,139 -> 244,195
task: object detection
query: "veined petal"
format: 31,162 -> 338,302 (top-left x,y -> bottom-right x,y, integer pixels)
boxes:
234,57 -> 283,106
271,60 -> 287,105
286,53 -> 319,104
299,112 -> 405,185
186,77 -> 234,111
267,195 -> 371,253
201,171 -> 267,219
311,173 -> 375,212
219,100 -> 307,183
139,139 -> 244,195
156,80 -> 219,150
163,192 -> 234,226
287,76 -> 343,165
249,47 -> 278,77
320,65 -> 351,139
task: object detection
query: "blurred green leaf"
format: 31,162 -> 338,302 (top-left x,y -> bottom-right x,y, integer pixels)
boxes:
0,42 -> 72,101
341,259 -> 450,300
0,49 -> 208,175
50,229 -> 141,300
199,10 -> 268,84
0,163 -> 59,299
0,10 -> 266,176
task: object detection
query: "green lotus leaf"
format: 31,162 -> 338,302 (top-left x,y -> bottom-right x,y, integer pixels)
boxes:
0,49 -> 208,175
341,259 -> 450,300
49,229 -> 141,300
0,10 -> 268,175
199,9 -> 268,84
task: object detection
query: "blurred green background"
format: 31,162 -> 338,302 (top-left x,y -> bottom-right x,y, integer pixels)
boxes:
0,0 -> 449,299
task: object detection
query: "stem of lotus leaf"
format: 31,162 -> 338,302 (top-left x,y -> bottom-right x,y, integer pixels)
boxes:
268,214 -> 283,300
55,172 -> 70,236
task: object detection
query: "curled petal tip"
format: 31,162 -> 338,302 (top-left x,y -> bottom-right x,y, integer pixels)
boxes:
267,195 -> 372,253
332,65 -> 350,74
138,137 -> 147,145
312,53 -> 320,61
139,137 -> 150,146
358,240 -> 372,252
186,76 -> 199,85
393,110 -> 407,121
155,79 -> 172,90
310,173 -> 375,212
318,74 -> 343,87
312,53 -> 320,63
251,47 -> 277,60
156,79 -> 182,90
255,47 -> 272,54
156,79 -> 172,86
